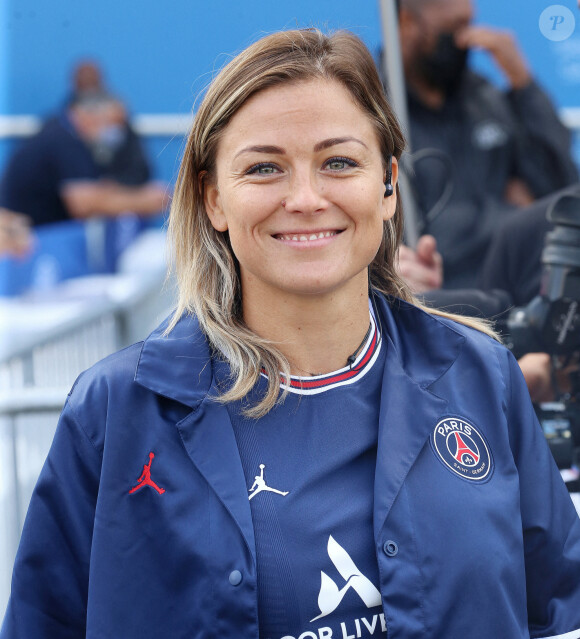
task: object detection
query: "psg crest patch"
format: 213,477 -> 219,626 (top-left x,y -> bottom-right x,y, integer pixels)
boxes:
431,417 -> 493,482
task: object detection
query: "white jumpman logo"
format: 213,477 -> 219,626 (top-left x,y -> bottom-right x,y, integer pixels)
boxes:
248,464 -> 289,501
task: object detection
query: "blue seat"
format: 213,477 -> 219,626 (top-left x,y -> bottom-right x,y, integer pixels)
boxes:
0,216 -> 146,297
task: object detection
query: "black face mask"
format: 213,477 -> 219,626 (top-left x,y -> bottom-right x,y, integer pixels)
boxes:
416,32 -> 469,95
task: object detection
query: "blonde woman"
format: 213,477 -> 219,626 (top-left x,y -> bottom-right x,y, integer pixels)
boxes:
2,29 -> 580,639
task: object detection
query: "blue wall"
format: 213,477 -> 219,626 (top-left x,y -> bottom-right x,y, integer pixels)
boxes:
1,0 -> 579,182
472,0 -> 580,101
472,0 -> 580,167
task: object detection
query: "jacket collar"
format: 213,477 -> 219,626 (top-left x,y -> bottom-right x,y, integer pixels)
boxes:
134,295 -> 465,405
374,295 -> 465,390
134,313 -> 214,408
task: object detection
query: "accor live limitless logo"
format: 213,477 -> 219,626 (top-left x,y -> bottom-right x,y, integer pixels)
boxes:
276,536 -> 386,639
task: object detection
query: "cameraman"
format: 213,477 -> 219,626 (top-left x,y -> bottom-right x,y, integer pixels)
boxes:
397,0 -> 578,288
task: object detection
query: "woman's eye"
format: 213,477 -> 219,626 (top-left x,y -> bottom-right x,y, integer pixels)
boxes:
325,157 -> 357,171
247,163 -> 279,175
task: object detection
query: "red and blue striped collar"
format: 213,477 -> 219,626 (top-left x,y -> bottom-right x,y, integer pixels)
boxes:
274,308 -> 381,395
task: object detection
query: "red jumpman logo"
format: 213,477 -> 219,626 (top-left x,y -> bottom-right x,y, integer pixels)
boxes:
129,452 -> 165,495
452,432 -> 480,465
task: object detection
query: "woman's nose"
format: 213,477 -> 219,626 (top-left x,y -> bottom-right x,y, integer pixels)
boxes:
282,171 -> 328,214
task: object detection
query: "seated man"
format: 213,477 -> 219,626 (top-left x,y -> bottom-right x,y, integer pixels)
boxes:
398,0 -> 578,288
0,92 -> 168,227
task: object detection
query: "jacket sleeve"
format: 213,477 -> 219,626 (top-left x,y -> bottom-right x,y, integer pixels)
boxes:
0,398 -> 101,639
506,80 -> 579,197
501,349 -> 580,639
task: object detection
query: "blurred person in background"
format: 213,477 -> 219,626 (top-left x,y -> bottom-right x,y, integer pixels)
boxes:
398,0 -> 579,288
0,90 -> 168,227
2,28 -> 580,639
72,59 -> 104,95
68,59 -> 153,186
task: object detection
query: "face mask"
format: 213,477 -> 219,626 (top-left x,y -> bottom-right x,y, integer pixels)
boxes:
98,124 -> 125,149
91,124 -> 126,165
416,32 -> 469,95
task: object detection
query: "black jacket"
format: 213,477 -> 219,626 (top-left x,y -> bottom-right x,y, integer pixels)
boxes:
408,72 -> 578,288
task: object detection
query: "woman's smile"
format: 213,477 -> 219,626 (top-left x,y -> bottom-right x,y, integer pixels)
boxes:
272,228 -> 343,245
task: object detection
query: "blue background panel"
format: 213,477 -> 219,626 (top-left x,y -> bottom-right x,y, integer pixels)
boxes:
1,0 -> 382,116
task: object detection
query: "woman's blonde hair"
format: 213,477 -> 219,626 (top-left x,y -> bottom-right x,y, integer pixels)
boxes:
168,28 -> 496,417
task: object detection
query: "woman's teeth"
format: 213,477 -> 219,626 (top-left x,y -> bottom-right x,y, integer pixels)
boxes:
276,231 -> 337,242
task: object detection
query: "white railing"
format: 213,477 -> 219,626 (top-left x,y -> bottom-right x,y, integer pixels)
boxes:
0,389 -> 67,621
560,107 -> 580,131
0,113 -> 194,139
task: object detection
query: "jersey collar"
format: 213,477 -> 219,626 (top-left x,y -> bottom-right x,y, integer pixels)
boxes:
275,307 -> 382,395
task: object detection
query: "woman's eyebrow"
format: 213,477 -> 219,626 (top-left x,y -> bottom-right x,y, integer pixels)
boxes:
234,137 -> 368,159
314,137 -> 368,151
234,145 -> 285,159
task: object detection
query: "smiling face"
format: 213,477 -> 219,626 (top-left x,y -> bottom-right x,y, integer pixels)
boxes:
204,78 -> 397,310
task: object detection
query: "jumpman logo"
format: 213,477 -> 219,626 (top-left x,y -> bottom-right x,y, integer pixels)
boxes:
129,452 -> 165,495
248,464 -> 289,501
451,432 -> 480,466
311,536 -> 382,622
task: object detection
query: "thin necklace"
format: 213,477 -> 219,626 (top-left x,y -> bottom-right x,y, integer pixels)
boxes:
304,320 -> 372,376
346,321 -> 372,369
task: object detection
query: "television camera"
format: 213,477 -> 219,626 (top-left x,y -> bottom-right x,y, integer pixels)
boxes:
506,188 -> 580,476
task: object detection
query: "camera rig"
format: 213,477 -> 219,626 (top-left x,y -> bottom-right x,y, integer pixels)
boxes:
507,188 -> 580,474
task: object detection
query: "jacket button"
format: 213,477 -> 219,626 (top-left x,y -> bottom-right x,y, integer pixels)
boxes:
383,540 -> 398,557
229,570 -> 243,586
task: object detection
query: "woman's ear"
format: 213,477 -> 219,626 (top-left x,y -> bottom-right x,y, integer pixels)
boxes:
382,156 -> 399,221
202,173 -> 229,232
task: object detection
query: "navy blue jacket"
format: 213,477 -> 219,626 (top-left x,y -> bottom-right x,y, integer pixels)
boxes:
2,296 -> 580,639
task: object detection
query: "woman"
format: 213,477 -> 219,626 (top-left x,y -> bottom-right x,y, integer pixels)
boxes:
2,29 -> 580,639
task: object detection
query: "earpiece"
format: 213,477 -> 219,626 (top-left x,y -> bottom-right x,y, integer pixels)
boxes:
384,155 -> 394,197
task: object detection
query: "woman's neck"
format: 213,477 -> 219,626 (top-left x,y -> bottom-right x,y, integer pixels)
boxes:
241,273 -> 372,376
